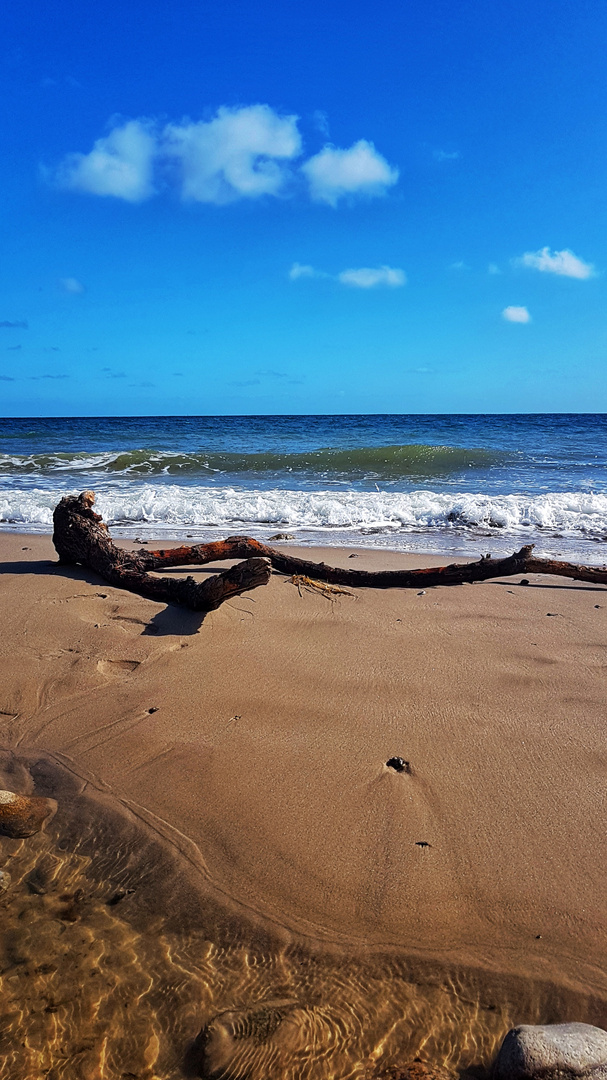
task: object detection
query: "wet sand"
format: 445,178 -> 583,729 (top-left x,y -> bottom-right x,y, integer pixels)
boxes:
1,533 -> 607,1076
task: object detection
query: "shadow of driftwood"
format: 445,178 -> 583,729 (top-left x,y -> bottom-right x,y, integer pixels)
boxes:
0,559 -> 208,635
141,606 -> 207,636
0,559 -> 105,583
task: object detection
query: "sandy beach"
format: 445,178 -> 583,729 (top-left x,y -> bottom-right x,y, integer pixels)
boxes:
1,532 -> 607,1077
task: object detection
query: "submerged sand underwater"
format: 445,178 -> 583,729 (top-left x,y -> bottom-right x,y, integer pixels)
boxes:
1,535 -> 607,1077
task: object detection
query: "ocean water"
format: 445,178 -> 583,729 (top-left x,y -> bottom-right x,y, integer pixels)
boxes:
1,413 -> 607,562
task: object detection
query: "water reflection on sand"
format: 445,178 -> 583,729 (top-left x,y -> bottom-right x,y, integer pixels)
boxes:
0,755 -> 603,1080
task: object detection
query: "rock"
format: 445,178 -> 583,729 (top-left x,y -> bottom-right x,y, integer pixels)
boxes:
0,869 -> 11,894
386,757 -> 412,774
0,789 -> 57,839
494,1023 -> 607,1080
268,533 -> 295,541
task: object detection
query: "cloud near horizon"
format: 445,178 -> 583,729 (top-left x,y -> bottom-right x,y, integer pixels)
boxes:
502,305 -> 531,323
54,107 -> 399,207
517,247 -> 596,280
289,263 -> 406,288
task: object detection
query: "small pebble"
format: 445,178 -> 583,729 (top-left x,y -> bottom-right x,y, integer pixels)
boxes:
386,757 -> 411,773
348,553 -> 359,558
519,578 -> 530,586
417,590 -> 426,596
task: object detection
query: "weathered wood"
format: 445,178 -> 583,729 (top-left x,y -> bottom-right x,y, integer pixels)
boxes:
52,492 -> 607,610
52,492 -> 271,611
136,536 -> 607,589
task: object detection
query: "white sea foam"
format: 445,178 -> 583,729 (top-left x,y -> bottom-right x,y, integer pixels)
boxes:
2,485 -> 607,541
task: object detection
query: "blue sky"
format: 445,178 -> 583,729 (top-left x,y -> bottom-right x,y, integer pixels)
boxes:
1,0 -> 606,415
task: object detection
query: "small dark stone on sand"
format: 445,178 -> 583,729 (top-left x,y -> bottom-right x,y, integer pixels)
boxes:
386,757 -> 411,773
147,707 -> 158,714
415,841 -> 431,848
349,553 -> 359,558
107,889 -> 134,906
595,605 -> 601,609
268,532 -> 295,541
520,579 -> 530,586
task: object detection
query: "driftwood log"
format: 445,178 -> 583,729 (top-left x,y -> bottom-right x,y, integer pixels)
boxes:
53,491 -> 607,611
52,492 -> 272,611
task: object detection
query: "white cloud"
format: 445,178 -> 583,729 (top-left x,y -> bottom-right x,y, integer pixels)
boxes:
337,265 -> 406,288
517,247 -> 596,280
163,105 -> 302,203
56,119 -> 157,202
488,263 -> 501,275
502,306 -> 531,323
60,277 -> 85,294
288,263 -> 326,280
290,263 -> 406,288
301,139 -> 398,205
54,108 -> 399,209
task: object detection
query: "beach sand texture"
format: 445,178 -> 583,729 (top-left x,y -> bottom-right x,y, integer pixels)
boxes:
1,533 -> 606,1078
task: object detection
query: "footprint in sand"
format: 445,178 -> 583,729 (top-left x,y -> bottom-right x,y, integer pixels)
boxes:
97,659 -> 141,676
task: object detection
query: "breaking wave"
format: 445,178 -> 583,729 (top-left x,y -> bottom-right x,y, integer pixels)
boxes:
2,486 -> 607,541
0,443 -> 502,479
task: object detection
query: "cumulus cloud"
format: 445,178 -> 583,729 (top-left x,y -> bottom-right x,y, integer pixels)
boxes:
338,266 -> 406,288
60,277 -> 85,294
164,105 -> 301,203
517,247 -> 596,280
56,119 -> 157,202
289,263 -> 406,288
301,140 -> 399,205
0,375 -> 15,381
54,109 -> 399,209
502,306 -> 531,323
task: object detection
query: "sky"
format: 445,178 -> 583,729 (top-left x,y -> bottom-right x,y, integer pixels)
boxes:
1,0 -> 606,416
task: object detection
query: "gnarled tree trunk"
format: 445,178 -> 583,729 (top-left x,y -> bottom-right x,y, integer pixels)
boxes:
52,492 -> 271,611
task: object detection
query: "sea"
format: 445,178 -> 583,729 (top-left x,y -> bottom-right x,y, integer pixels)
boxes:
1,413 -> 607,563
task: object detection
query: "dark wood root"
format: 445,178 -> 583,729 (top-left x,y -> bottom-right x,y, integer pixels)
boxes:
52,492 -> 271,611
52,492 -> 607,610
